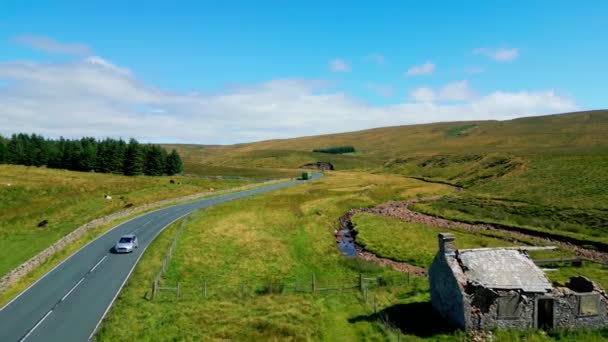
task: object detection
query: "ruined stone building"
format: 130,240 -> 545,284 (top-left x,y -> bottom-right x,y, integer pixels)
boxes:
429,233 -> 608,330
299,161 -> 334,171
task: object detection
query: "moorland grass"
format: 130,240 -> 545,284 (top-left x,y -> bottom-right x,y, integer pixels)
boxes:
96,172 -> 455,340
164,112 -> 608,254
96,171 -> 608,340
410,196 -> 608,248
352,213 -> 520,267
0,165 -> 249,278
164,111 -> 608,171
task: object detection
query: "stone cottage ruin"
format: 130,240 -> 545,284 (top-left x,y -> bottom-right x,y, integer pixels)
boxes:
429,233 -> 608,330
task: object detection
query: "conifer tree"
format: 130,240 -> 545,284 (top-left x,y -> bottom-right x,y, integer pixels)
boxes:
143,144 -> 166,176
123,138 -> 144,176
0,136 -> 6,164
165,149 -> 183,176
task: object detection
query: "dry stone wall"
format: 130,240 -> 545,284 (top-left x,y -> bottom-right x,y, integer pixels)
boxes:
0,179 -> 284,293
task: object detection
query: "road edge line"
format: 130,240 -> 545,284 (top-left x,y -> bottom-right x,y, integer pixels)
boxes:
0,197 -> 201,312
87,211 -> 193,341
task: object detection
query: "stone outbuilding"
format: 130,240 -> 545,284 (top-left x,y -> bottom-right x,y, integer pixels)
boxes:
299,161 -> 334,171
429,233 -> 608,330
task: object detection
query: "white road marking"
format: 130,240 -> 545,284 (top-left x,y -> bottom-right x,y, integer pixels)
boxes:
0,204 -> 182,313
88,211 -> 195,341
19,309 -> 53,342
90,255 -> 108,273
60,277 -> 85,302
130,218 -> 155,235
18,253 -> 108,340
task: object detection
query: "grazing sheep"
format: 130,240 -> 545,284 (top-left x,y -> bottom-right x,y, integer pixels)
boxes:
104,194 -> 112,200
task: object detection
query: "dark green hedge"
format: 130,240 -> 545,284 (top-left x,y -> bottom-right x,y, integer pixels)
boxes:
312,146 -> 355,154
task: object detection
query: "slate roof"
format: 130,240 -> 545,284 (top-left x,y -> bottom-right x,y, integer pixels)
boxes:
456,248 -> 553,293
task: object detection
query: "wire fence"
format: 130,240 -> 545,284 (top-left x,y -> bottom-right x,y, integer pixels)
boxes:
149,216 -> 419,302
151,272 -> 417,301
151,217 -> 189,300
147,217 -> 420,339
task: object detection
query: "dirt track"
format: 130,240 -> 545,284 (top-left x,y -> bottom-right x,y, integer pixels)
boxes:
337,196 -> 608,271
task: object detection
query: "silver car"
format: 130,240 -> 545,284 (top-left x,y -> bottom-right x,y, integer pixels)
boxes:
114,234 -> 138,253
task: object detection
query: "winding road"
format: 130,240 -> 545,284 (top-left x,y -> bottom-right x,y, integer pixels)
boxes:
0,176 -> 317,342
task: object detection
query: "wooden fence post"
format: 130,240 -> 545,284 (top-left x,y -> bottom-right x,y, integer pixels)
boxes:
176,282 -> 180,300
152,279 -> 158,300
204,281 -> 207,298
311,272 -> 316,293
373,296 -> 377,314
359,273 -> 364,293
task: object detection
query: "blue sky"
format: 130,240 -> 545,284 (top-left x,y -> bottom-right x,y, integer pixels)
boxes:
0,1 -> 606,143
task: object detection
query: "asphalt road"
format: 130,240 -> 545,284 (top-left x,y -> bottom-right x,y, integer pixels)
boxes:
0,176 -> 317,342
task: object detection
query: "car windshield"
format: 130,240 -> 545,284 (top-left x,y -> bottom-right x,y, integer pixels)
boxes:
119,237 -> 133,243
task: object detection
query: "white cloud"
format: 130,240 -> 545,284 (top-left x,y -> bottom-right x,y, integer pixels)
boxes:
329,58 -> 351,72
406,61 -> 435,76
0,57 -> 577,144
13,34 -> 92,56
410,80 -> 476,102
438,80 -> 477,101
473,47 -> 519,62
409,87 -> 435,103
363,53 -> 385,65
365,83 -> 394,98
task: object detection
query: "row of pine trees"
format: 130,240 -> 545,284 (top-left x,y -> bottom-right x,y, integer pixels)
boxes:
0,133 -> 183,176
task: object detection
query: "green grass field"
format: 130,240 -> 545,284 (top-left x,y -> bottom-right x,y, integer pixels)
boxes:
0,165 -> 250,278
96,172 -> 457,340
161,111 -> 608,252
96,172 -> 608,340
165,110 -> 608,169
353,213 -> 520,268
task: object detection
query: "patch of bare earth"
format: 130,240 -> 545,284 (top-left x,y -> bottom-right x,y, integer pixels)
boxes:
337,196 -> 608,269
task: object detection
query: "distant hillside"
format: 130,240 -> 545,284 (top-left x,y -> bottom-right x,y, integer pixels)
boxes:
161,110 -> 608,258
164,110 -> 608,172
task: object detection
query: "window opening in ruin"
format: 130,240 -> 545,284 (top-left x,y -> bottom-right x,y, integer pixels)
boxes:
497,294 -> 521,319
578,293 -> 600,316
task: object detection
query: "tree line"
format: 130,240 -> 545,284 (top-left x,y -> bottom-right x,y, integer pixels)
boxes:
312,146 -> 356,154
0,133 -> 183,176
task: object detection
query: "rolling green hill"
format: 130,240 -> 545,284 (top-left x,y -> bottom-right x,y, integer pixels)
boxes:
99,110 -> 608,340
164,110 -> 608,170
163,110 -> 608,249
